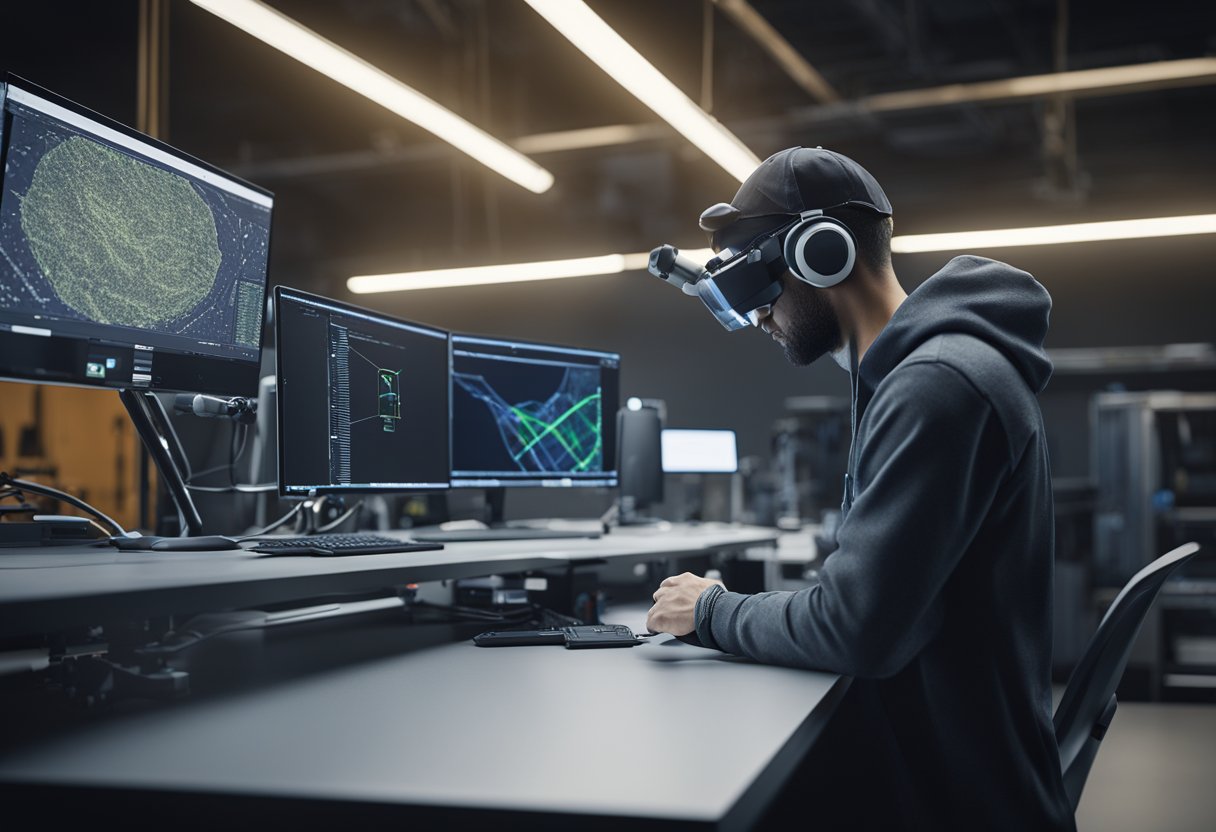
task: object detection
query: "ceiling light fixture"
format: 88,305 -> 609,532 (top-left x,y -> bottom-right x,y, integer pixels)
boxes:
521,0 -> 760,182
190,0 -> 554,193
890,214 -> 1216,253
347,249 -> 715,294
350,213 -> 1216,294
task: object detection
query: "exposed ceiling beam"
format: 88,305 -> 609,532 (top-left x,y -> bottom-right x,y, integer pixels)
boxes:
227,58 -> 1216,181
859,56 -> 1216,111
712,0 -> 841,104
528,57 -> 1216,151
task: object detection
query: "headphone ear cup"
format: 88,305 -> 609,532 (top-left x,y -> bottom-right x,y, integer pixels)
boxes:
784,218 -> 857,288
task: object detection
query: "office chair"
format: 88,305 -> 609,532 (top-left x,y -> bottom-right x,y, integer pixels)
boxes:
1053,541 -> 1202,811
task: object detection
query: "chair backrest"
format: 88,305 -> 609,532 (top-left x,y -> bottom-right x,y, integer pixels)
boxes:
1053,541 -> 1201,809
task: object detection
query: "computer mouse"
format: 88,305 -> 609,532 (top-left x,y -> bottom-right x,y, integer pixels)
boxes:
110,535 -> 158,551
150,535 -> 241,551
111,535 -> 240,552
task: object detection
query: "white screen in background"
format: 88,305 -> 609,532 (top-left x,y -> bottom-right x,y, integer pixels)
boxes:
661,429 -> 738,473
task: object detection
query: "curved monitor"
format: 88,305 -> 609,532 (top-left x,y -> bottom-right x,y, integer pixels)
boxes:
450,334 -> 620,488
275,287 -> 450,497
0,76 -> 273,397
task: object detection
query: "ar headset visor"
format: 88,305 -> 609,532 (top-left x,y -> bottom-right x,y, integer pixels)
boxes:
647,208 -> 841,332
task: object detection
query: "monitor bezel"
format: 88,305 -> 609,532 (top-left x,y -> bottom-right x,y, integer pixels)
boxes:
0,74 -> 275,398
449,332 -> 621,489
273,285 -> 453,498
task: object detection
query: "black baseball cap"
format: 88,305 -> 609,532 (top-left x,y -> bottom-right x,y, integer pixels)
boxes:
700,146 -> 893,251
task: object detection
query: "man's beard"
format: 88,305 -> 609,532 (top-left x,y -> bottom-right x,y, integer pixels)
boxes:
776,284 -> 843,366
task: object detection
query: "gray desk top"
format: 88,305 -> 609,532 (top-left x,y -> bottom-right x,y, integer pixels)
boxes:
0,525 -> 779,638
0,626 -> 844,828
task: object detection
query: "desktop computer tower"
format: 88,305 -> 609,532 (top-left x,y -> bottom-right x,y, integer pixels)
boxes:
617,405 -> 663,517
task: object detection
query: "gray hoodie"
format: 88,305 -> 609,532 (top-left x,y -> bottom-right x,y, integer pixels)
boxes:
696,255 -> 1075,830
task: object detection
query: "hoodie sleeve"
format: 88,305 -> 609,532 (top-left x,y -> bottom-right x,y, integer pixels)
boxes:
702,361 -> 1011,678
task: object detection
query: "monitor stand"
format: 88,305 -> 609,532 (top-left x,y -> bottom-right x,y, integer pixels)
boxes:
411,488 -> 604,542
119,389 -> 203,537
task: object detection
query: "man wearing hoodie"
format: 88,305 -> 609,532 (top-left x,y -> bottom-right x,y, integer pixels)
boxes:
646,147 -> 1075,830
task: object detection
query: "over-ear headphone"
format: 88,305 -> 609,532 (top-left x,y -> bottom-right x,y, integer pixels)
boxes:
783,211 -> 856,288
648,208 -> 861,331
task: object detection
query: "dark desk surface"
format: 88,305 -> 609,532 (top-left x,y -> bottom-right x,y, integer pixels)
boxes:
0,622 -> 844,830
0,525 -> 778,637
0,529 -> 839,829
0,525 -> 778,638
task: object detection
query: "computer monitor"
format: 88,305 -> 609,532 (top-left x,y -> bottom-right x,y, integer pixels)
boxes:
274,287 -> 450,497
450,334 -> 620,488
661,429 -> 739,474
0,76 -> 273,397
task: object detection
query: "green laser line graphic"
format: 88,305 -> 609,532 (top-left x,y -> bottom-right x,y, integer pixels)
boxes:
453,367 -> 603,474
510,391 -> 601,469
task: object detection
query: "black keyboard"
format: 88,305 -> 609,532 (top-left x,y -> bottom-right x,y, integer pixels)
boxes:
248,533 -> 443,557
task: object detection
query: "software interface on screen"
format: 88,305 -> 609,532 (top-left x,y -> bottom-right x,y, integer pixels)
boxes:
275,289 -> 450,495
451,335 -> 620,488
661,429 -> 739,474
0,77 -> 273,395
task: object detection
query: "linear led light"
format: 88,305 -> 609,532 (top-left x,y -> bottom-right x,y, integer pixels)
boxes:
891,214 -> 1216,253
521,0 -> 760,182
348,250 -> 715,294
349,213 -> 1216,293
190,0 -> 553,193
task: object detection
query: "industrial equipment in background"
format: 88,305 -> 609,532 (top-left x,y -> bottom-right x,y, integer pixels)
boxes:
1092,391 -> 1216,700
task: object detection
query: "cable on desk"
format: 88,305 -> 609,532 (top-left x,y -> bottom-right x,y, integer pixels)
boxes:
314,500 -> 363,533
229,421 -> 249,487
0,472 -> 126,536
240,502 -> 304,538
183,421 -> 250,486
187,483 -> 277,494
229,499 -> 360,539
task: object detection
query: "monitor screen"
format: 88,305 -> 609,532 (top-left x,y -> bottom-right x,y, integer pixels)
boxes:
450,334 -> 620,488
275,288 -> 450,496
0,77 -> 274,396
662,429 -> 738,474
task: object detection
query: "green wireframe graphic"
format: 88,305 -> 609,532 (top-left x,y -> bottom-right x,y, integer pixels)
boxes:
378,368 -> 401,433
453,367 -> 602,473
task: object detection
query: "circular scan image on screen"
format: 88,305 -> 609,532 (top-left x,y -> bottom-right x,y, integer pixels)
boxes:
19,136 -> 221,328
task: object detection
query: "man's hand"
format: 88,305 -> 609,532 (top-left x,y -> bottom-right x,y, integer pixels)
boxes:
646,572 -> 726,636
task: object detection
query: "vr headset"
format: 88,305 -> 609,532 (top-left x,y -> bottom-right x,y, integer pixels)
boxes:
647,204 -> 858,332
